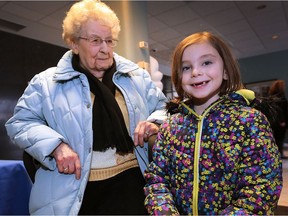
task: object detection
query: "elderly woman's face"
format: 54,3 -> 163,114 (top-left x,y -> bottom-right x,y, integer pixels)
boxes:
72,19 -> 114,77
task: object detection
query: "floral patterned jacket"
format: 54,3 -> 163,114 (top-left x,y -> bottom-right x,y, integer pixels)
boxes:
144,90 -> 282,215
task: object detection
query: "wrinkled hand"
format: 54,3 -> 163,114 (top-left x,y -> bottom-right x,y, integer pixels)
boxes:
51,142 -> 81,180
134,121 -> 159,147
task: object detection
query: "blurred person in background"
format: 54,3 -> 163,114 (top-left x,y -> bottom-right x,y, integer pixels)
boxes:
269,79 -> 288,158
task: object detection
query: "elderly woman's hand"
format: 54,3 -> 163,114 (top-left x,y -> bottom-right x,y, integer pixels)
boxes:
51,142 -> 81,180
134,121 -> 159,147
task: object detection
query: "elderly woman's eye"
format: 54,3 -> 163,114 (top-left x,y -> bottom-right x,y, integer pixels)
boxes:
91,37 -> 101,44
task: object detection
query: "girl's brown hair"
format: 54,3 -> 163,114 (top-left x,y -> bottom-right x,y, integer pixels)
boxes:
171,31 -> 244,101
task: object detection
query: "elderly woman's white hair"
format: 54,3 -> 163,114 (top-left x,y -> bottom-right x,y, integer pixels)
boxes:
62,0 -> 121,46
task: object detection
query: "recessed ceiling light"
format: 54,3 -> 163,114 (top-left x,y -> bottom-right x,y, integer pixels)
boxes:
272,35 -> 279,40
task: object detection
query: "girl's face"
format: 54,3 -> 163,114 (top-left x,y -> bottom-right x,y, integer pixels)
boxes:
181,42 -> 228,114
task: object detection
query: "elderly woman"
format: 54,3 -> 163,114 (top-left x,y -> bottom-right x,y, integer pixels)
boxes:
5,0 -> 167,215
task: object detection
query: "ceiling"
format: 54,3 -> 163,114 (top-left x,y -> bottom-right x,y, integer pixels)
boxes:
1,1 -> 288,69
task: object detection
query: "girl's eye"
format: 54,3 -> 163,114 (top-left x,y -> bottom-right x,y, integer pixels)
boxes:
182,66 -> 191,72
202,61 -> 212,66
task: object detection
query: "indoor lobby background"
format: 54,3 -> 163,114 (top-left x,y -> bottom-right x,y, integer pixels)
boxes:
0,1 -> 287,215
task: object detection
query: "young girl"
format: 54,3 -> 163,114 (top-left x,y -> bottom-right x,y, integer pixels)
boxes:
144,32 -> 282,215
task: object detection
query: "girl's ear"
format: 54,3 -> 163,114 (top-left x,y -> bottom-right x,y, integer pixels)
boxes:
223,70 -> 228,80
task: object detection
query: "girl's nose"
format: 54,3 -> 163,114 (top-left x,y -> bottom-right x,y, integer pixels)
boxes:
191,68 -> 203,77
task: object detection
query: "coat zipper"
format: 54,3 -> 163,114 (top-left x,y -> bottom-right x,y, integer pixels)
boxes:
181,99 -> 223,215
